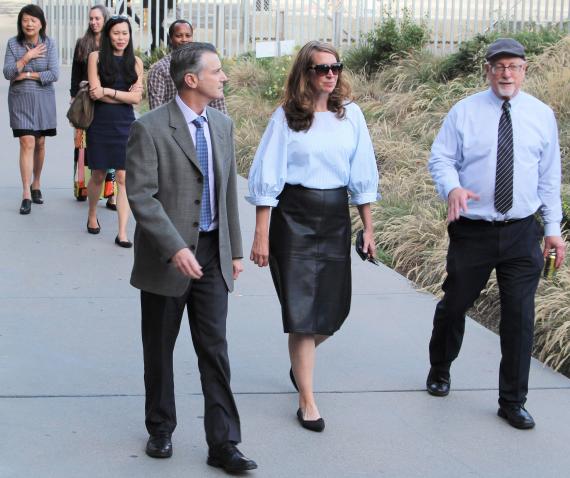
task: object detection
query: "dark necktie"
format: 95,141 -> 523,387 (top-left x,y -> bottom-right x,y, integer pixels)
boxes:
495,101 -> 514,214
192,116 -> 212,230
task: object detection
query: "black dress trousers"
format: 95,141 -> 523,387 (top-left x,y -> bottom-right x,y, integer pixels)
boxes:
429,216 -> 544,406
140,231 -> 241,447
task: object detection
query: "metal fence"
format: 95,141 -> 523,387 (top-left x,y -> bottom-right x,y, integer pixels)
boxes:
35,0 -> 570,64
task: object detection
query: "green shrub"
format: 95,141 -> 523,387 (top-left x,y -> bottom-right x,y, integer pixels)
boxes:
344,12 -> 430,76
438,26 -> 565,81
138,46 -> 170,71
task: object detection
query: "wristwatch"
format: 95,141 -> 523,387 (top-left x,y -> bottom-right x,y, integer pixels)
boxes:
26,71 -> 31,79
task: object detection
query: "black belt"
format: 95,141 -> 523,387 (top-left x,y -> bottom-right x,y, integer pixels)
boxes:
199,229 -> 218,236
457,215 -> 532,227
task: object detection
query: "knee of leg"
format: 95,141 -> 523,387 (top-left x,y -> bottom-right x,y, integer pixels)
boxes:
20,136 -> 35,151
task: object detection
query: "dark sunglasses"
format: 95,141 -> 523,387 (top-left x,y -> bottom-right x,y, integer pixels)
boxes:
308,62 -> 343,76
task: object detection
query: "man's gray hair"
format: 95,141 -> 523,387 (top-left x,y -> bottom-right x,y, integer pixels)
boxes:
170,42 -> 218,90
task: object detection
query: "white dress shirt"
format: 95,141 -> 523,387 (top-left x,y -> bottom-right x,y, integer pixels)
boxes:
247,102 -> 380,206
429,88 -> 562,236
175,95 -> 218,231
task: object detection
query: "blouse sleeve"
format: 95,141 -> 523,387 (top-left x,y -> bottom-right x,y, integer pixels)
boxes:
38,37 -> 59,86
246,108 -> 289,207
347,103 -> 381,205
3,38 -> 19,81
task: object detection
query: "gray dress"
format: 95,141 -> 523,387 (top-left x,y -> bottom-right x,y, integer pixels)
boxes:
3,36 -> 59,136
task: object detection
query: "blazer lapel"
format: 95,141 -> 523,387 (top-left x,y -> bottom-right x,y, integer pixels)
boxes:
168,101 -> 201,172
206,107 -> 229,201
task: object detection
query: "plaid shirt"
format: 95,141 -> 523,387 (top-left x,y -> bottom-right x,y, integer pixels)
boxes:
147,53 -> 228,114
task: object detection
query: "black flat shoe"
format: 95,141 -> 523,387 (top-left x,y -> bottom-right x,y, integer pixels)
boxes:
498,405 -> 535,429
145,435 -> 172,458
426,369 -> 450,397
87,219 -> 100,234
297,408 -> 325,432
19,199 -> 32,215
289,367 -> 299,391
115,236 -> 133,248
207,442 -> 257,473
106,198 -> 117,211
30,187 -> 43,204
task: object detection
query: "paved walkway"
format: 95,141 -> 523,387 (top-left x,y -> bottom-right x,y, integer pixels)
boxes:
2,37 -> 570,478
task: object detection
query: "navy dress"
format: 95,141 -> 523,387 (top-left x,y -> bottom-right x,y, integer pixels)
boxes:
86,56 -> 135,171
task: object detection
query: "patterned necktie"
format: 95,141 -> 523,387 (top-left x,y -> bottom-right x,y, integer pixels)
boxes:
495,100 -> 514,214
192,116 -> 212,230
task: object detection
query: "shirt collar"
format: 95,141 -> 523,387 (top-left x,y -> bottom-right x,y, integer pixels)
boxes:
486,87 -> 523,110
175,95 -> 209,125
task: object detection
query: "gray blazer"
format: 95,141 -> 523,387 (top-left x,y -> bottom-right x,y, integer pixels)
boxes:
126,100 -> 243,297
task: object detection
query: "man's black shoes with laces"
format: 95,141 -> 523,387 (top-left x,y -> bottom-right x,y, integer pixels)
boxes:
145,435 -> 172,458
207,442 -> 258,473
498,405 -> 535,429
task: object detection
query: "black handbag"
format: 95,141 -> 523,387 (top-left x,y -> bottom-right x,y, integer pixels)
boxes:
355,229 -> 379,265
67,81 -> 94,129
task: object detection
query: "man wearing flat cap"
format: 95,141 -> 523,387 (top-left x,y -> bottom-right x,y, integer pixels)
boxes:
425,38 -> 566,429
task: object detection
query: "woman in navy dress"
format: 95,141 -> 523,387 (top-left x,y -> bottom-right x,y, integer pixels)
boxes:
3,4 -> 59,214
86,16 -> 143,247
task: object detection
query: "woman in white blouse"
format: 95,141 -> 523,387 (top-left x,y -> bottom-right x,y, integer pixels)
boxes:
247,41 -> 380,432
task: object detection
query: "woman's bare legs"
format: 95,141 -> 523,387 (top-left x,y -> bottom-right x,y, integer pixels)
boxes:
87,169 -> 106,228
31,136 -> 45,191
18,136 -> 35,200
115,170 -> 131,241
289,333 -> 330,420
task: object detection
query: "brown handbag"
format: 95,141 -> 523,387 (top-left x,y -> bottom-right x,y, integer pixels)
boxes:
67,80 -> 94,129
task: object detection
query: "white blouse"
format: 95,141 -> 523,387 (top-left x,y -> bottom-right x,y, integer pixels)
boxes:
246,102 -> 380,207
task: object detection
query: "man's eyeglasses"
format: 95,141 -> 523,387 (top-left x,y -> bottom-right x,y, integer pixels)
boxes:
308,62 -> 343,77
490,64 -> 525,74
110,14 -> 129,20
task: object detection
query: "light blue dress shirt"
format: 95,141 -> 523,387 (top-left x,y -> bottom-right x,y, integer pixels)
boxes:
429,88 -> 562,237
247,102 -> 380,206
175,95 -> 218,231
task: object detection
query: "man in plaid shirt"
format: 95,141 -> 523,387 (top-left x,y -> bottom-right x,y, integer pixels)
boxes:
147,19 -> 228,113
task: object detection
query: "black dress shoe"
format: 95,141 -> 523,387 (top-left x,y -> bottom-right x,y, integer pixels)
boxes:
207,442 -> 258,473
87,219 -> 100,234
115,236 -> 133,248
19,199 -> 32,215
145,435 -> 172,458
289,367 -> 299,391
426,369 -> 450,397
30,188 -> 43,204
498,405 -> 535,429
297,408 -> 325,432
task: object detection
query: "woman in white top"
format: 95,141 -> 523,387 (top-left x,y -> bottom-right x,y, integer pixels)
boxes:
248,41 -> 380,432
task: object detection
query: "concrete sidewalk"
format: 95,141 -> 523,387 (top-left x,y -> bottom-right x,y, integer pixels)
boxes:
1,63 -> 570,477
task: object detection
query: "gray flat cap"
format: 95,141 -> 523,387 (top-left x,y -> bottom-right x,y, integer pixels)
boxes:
486,38 -> 526,61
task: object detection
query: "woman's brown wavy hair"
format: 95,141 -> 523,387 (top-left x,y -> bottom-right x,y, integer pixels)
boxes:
282,41 -> 351,132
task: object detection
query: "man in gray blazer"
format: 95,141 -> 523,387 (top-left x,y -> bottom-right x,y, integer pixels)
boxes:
126,42 -> 257,473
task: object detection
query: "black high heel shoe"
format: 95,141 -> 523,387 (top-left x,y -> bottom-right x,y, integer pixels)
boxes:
87,218 -> 101,234
289,367 -> 299,391
20,199 -> 32,215
297,408 -> 325,432
30,187 -> 43,204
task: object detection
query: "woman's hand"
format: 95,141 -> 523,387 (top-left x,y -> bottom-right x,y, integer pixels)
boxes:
250,231 -> 270,267
24,43 -> 46,61
89,86 -> 105,100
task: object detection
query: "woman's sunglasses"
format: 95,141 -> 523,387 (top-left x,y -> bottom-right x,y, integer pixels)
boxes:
308,62 -> 343,77
110,14 -> 129,20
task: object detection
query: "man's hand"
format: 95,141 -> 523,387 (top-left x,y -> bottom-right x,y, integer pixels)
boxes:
250,231 -> 269,267
171,248 -> 203,279
447,187 -> 480,222
544,236 -> 566,269
232,259 -> 244,279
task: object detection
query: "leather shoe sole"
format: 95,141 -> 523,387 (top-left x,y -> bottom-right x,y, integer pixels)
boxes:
497,407 -> 535,430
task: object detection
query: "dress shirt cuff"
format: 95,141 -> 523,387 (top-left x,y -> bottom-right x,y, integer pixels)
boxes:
544,222 -> 562,237
349,192 -> 381,206
245,195 -> 279,207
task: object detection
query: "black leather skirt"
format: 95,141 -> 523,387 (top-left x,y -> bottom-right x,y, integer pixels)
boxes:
269,184 -> 351,336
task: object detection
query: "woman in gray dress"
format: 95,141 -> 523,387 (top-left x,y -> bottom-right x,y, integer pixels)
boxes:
3,4 -> 59,215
